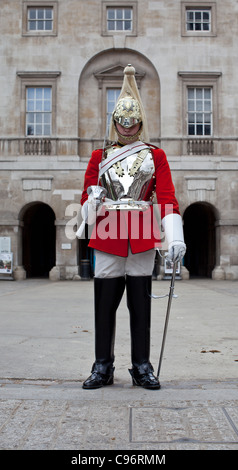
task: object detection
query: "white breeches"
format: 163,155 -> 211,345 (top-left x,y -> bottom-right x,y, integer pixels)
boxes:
94,247 -> 156,278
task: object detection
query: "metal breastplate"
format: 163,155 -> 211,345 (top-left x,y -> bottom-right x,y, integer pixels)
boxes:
100,145 -> 155,209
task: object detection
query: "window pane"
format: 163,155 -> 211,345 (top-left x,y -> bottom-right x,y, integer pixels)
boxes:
36,88 -> 42,99
196,89 -> 203,99
107,102 -> 115,113
44,87 -> 51,99
125,21 -> 131,30
204,113 -> 211,123
27,101 -> 34,112
36,113 -> 42,124
204,101 -> 211,111
205,125 -> 211,135
197,113 -> 203,123
36,101 -> 42,111
27,88 -> 35,99
44,125 -> 51,135
196,125 -> 203,135
37,9 -> 44,19
108,20 -> 114,30
29,9 -> 36,19
107,9 -> 115,19
27,112 -> 34,123
44,114 -> 51,124
36,125 -> 42,135
204,89 -> 211,99
188,125 -> 195,135
107,89 -> 115,100
188,88 -> 194,99
107,88 -> 120,134
43,101 -> 51,112
45,21 -> 52,30
196,100 -> 203,111
187,22 -> 193,30
125,9 -> 131,19
116,20 -> 123,30
116,9 -> 123,19
195,22 -> 202,30
29,21 -> 36,30
45,9 -> 53,19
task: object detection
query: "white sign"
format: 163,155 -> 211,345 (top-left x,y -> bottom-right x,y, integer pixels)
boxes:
0,237 -> 11,253
0,253 -> 13,274
61,243 -> 72,250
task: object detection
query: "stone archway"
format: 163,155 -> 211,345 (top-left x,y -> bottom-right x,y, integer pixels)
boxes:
78,49 -> 161,158
21,202 -> 56,278
183,202 -> 217,278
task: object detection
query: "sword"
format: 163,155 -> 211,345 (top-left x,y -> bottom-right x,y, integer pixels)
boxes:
157,261 -> 177,378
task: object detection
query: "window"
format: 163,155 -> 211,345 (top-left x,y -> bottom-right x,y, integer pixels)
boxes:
28,7 -> 53,31
106,89 -> 120,135
178,71 -> 221,137
22,2 -> 58,36
186,9 -> 210,31
181,2 -> 216,37
187,87 -> 212,136
107,8 -> 132,31
26,87 -> 52,136
17,71 -> 61,138
102,2 -> 137,36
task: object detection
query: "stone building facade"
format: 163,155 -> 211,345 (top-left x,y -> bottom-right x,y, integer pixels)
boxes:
0,0 -> 237,280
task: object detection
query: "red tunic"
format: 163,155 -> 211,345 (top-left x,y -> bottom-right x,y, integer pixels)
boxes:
81,146 -> 180,257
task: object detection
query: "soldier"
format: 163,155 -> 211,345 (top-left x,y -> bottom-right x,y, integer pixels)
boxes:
79,65 -> 186,390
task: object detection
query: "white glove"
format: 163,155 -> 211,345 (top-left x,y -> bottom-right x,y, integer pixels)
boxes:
162,213 -> 186,262
82,185 -> 107,225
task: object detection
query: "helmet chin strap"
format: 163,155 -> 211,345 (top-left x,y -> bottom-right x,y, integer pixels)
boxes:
115,123 -> 143,145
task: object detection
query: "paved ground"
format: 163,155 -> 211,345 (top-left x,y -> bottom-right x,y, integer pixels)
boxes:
0,277 -> 238,457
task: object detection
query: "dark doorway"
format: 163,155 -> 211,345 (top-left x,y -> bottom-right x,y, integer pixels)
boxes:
183,202 -> 216,278
22,202 -> 56,278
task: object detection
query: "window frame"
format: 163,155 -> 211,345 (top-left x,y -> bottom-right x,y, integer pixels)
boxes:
181,2 -> 217,37
22,1 -> 58,37
178,72 -> 222,138
26,86 -> 52,137
107,7 -> 133,32
17,71 -> 61,137
102,1 -> 137,36
187,86 -> 212,136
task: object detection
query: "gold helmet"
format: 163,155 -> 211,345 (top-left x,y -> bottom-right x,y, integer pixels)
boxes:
113,95 -> 142,128
108,64 -> 149,142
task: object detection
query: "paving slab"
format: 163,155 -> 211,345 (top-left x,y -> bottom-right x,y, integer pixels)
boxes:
0,278 -> 238,457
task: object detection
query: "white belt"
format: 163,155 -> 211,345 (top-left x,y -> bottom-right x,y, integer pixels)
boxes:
103,199 -> 152,211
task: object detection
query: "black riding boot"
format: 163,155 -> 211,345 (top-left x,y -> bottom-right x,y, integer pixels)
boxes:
82,276 -> 125,389
126,275 -> 160,390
